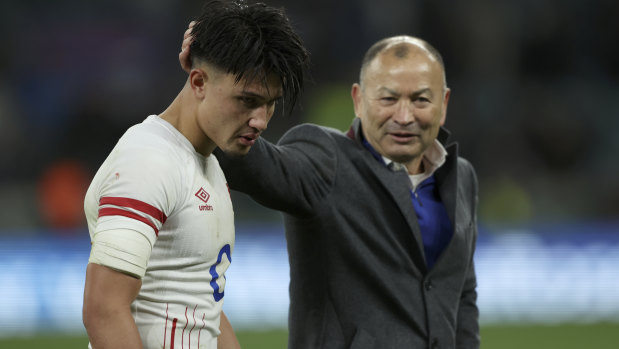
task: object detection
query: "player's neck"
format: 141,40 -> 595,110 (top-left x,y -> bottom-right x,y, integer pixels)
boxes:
160,88 -> 215,157
159,92 -> 183,130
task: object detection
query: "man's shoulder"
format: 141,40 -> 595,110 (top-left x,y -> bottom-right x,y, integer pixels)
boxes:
281,123 -> 348,141
455,156 -> 478,188
456,156 -> 475,171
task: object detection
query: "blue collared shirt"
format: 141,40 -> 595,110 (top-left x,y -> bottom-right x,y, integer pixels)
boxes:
362,139 -> 453,270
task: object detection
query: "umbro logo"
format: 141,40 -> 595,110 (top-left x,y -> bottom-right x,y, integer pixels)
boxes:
195,188 -> 210,203
195,187 -> 213,211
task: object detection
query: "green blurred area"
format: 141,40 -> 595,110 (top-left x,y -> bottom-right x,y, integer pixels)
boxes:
305,84 -> 355,133
1,323 -> 617,349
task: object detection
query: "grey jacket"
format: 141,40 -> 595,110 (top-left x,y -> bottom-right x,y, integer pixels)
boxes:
215,118 -> 480,349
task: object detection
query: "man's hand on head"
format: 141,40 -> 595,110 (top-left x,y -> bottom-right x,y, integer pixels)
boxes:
179,21 -> 196,73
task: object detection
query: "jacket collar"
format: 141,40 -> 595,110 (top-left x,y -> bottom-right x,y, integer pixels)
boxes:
346,117 -> 461,272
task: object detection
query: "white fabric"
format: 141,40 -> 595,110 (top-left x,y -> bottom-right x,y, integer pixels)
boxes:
84,115 -> 235,349
89,228 -> 153,278
382,139 -> 447,191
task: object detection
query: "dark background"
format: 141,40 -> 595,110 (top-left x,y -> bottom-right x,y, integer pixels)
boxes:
0,0 -> 618,233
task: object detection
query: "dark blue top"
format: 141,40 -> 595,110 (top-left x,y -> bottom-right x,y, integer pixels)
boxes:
363,139 -> 453,269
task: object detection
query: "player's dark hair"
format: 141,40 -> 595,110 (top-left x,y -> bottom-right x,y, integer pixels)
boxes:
190,0 -> 310,114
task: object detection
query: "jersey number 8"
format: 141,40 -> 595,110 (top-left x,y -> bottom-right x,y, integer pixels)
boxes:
209,244 -> 231,302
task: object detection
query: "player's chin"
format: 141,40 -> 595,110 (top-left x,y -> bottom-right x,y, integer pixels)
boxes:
221,145 -> 252,157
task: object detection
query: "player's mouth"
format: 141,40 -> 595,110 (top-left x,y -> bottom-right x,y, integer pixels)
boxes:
388,132 -> 418,143
239,132 -> 259,146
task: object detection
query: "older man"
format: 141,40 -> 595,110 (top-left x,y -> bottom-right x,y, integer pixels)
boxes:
183,33 -> 480,349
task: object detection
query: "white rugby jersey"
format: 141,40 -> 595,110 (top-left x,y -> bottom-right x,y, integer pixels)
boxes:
84,115 -> 234,349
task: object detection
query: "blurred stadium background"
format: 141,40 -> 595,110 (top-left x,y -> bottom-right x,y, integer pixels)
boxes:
0,0 -> 617,348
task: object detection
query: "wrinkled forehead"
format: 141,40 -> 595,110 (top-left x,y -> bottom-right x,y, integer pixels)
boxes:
363,39 -> 445,87
380,38 -> 437,64
368,46 -> 435,76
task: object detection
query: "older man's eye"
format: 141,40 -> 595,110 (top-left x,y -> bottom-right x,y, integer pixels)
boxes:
413,97 -> 431,108
380,97 -> 397,103
416,97 -> 431,103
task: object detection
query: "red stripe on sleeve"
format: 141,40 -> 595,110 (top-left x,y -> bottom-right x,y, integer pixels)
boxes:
98,207 -> 160,236
100,196 -> 167,224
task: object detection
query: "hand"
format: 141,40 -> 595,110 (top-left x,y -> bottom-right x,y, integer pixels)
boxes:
179,21 -> 196,73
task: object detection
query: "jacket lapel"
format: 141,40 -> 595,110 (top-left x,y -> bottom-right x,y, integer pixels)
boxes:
435,142 -> 458,231
433,135 -> 463,272
347,119 -> 428,272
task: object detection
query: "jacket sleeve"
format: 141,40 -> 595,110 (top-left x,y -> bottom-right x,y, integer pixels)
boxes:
214,124 -> 338,217
456,159 -> 481,349
457,255 -> 480,348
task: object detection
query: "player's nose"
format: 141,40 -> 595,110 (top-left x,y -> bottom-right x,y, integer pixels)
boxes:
249,105 -> 270,132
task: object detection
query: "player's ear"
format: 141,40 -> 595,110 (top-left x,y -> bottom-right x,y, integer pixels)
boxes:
351,83 -> 363,119
189,68 -> 208,99
440,87 -> 450,126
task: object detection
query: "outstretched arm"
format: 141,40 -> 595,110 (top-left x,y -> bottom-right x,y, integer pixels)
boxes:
83,263 -> 143,349
214,124 -> 338,216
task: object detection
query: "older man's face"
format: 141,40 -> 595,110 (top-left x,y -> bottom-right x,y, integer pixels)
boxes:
352,42 -> 450,173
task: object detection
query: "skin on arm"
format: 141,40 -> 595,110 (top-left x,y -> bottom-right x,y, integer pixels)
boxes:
218,311 -> 241,349
83,263 -> 144,349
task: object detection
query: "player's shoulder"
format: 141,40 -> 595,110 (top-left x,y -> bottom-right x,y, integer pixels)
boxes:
103,116 -> 191,180
122,115 -> 177,147
117,116 -> 191,161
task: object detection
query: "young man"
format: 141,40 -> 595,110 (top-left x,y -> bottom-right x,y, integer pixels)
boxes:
82,1 -> 309,349
181,33 -> 480,348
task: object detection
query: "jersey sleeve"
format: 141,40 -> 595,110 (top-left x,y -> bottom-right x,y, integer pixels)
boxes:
93,144 -> 183,246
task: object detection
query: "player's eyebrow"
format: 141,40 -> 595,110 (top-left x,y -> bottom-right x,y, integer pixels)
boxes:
378,86 -> 434,98
240,91 -> 283,104
377,86 -> 399,95
410,88 -> 434,99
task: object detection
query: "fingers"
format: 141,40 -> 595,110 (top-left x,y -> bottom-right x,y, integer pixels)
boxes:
179,21 -> 196,73
179,47 -> 191,73
181,37 -> 191,53
181,21 -> 195,53
184,21 -> 196,39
